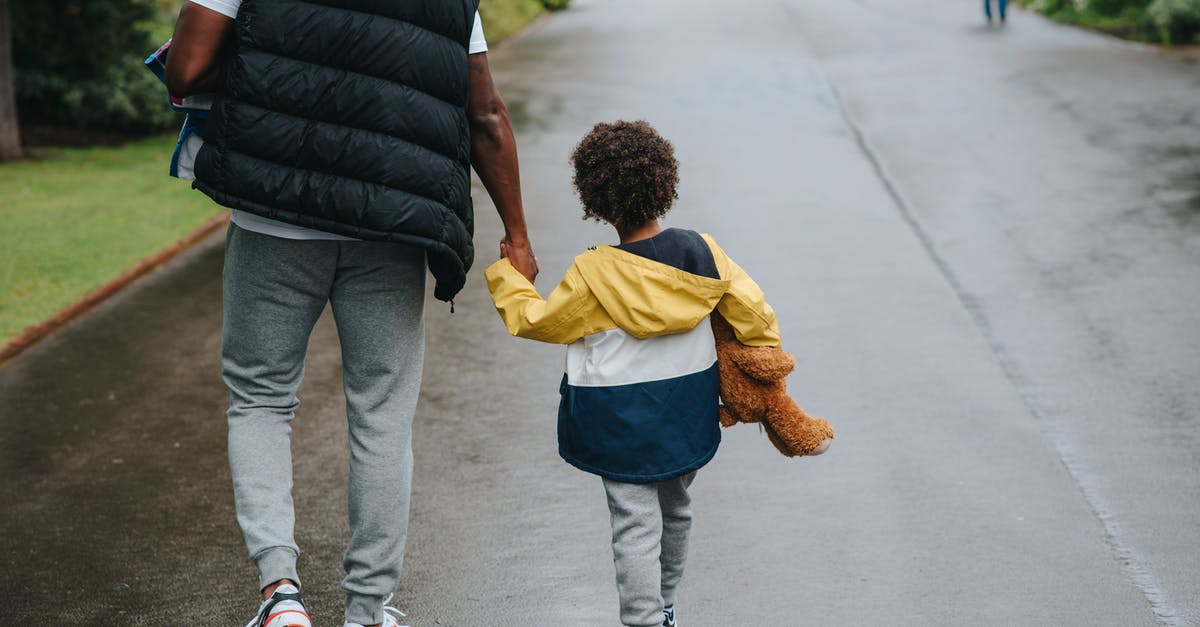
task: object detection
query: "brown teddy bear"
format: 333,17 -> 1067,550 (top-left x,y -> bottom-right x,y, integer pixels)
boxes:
711,315 -> 834,457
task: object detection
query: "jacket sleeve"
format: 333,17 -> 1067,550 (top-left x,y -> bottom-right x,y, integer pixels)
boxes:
702,234 -> 782,348
484,258 -> 597,344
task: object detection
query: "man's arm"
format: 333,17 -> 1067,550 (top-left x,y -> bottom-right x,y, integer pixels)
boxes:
468,52 -> 538,283
164,2 -> 234,98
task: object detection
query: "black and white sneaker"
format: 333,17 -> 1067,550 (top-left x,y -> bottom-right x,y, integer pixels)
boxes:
663,604 -> 677,627
245,583 -> 312,627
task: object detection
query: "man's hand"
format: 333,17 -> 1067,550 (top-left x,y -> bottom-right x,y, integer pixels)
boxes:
499,238 -> 538,283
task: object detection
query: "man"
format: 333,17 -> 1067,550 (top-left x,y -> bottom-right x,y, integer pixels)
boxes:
165,2 -> 538,626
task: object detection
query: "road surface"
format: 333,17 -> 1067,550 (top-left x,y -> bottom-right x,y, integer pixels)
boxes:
2,0 -> 1196,624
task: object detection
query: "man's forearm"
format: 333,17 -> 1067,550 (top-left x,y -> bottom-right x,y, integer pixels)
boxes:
471,104 -> 528,244
171,66 -> 222,97
467,51 -> 536,281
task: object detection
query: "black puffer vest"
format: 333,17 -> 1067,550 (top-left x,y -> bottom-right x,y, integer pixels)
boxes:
194,0 -> 480,301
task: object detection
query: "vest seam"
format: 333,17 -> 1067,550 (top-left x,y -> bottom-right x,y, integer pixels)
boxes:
221,100 -> 466,196
283,0 -> 473,53
215,146 -> 464,228
195,181 -> 465,267
229,53 -> 467,163
238,19 -> 468,111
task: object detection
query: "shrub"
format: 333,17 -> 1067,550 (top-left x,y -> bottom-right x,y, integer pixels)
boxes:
11,0 -> 573,135
1017,0 -> 1198,43
1148,0 -> 1200,43
1089,0 -> 1151,15
12,0 -> 176,134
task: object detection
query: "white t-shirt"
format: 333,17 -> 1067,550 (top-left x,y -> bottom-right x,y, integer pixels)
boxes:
186,0 -> 487,240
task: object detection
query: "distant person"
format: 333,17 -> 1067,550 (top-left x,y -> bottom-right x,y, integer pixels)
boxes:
164,1 -> 538,626
485,120 -> 803,627
984,0 -> 1008,24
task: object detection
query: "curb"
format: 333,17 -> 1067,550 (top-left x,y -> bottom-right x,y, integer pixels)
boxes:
0,210 -> 231,367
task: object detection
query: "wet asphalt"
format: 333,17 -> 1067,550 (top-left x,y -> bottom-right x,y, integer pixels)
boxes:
2,0 -> 1197,625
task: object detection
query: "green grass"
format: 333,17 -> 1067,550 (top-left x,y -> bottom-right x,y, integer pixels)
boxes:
479,0 -> 548,44
0,135 -> 224,345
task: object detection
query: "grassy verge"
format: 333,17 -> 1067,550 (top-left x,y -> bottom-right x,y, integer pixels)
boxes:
0,135 -> 224,345
479,0 -> 551,44
1015,0 -> 1200,45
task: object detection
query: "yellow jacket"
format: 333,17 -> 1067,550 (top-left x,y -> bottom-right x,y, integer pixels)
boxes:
484,234 -> 779,347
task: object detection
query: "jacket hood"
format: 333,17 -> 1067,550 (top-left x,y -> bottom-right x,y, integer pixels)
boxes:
572,245 -> 731,339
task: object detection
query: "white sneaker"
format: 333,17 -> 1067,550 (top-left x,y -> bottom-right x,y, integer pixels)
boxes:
344,593 -> 410,627
663,604 -> 677,627
245,584 -> 312,627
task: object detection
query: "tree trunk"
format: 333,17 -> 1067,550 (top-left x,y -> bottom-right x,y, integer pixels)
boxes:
0,0 -> 23,162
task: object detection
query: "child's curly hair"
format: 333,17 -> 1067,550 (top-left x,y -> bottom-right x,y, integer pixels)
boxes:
569,120 -> 679,227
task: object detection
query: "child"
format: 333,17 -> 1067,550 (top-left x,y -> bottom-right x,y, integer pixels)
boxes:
484,120 -> 781,627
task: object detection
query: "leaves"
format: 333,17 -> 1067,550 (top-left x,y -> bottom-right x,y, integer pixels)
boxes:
11,0 -> 175,132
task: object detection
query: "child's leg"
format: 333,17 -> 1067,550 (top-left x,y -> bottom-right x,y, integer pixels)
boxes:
603,478 -> 666,627
659,472 -> 696,609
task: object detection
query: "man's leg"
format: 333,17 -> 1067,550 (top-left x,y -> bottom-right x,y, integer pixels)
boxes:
983,0 -> 993,21
223,224 -> 337,592
327,241 -> 426,626
658,472 -> 696,611
603,478 -> 666,627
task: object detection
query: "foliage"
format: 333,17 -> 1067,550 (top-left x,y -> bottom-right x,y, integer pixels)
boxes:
0,134 -> 223,344
6,0 -> 571,137
1148,0 -> 1200,43
1016,0 -> 1199,44
11,0 -> 176,133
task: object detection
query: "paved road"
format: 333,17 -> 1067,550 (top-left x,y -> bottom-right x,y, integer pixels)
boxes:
2,0 -> 1196,624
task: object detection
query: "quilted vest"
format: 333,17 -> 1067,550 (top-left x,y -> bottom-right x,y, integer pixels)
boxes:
194,0 -> 481,301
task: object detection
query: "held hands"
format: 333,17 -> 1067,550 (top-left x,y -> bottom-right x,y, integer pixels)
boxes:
499,237 -> 538,283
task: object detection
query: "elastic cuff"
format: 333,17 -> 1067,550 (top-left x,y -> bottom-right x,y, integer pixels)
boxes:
255,546 -> 300,592
345,592 -> 388,626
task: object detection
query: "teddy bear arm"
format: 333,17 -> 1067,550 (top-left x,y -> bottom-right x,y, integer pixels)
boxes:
729,346 -> 796,383
763,397 -> 835,456
718,405 -> 741,427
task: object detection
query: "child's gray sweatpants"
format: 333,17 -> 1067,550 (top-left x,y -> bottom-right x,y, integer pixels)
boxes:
221,224 -> 426,626
603,472 -> 697,627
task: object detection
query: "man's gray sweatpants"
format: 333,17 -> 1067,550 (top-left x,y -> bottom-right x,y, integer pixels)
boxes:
222,224 -> 426,626
603,472 -> 697,627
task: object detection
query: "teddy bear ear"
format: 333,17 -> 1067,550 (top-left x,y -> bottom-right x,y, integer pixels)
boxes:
730,347 -> 796,383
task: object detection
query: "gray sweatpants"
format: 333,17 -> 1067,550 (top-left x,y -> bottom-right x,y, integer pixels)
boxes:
221,224 -> 426,626
603,472 -> 697,627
